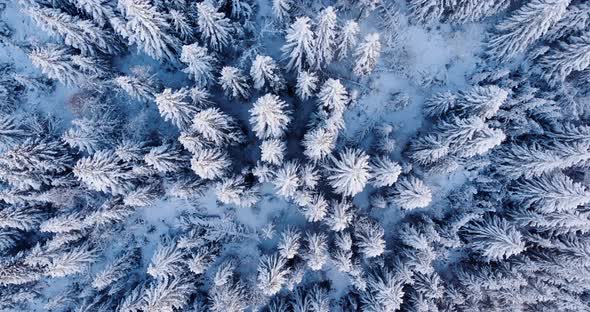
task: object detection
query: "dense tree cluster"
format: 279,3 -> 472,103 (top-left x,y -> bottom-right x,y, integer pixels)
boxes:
0,0 -> 588,311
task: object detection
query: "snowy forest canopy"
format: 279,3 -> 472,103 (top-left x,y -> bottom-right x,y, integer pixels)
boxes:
0,0 -> 589,311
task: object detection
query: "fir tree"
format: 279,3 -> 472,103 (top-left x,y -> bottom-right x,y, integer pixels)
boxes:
370,156 -> 402,187
301,193 -> 329,222
143,276 -> 196,312
354,33 -> 381,76
92,248 -> 140,290
144,143 -> 190,173
219,66 -> 250,99
302,127 -> 337,161
326,148 -> 371,197
278,227 -> 301,259
0,116 -> 27,150
538,31 -> 590,87
24,6 -> 120,56
147,243 -> 186,280
119,0 -> 180,62
273,161 -> 300,199
337,20 -> 360,61
155,88 -> 198,130
487,0 -> 571,62
510,172 -> 590,213
390,176 -> 432,210
354,218 -> 385,258
250,55 -> 285,92
249,94 -> 291,139
317,78 -> 348,113
463,216 -> 526,262
494,141 -> 590,179
191,107 -> 243,146
29,45 -> 84,87
46,244 -> 99,278
408,0 -> 445,25
73,150 -> 135,195
447,0 -> 511,24
282,16 -> 316,72
295,71 -> 318,100
325,199 -> 354,232
272,0 -> 292,22
304,232 -> 328,271
257,253 -> 290,296
196,2 -> 232,51
180,43 -> 216,86
190,148 -> 230,180
315,6 -> 337,68
260,139 -> 286,165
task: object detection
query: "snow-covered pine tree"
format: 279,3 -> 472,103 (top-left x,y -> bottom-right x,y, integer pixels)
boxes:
260,139 -> 286,165
510,172 -> 590,213
407,0 -> 445,25
315,6 -> 337,68
324,199 -> 354,232
144,143 -> 190,173
119,0 -> 180,62
250,55 -> 285,92
272,0 -> 292,22
114,70 -> 157,102
196,2 -> 232,51
317,78 -> 348,113
463,216 -> 526,262
70,0 -> 117,27
155,88 -> 198,130
390,176 -> 432,209
301,193 -> 329,222
92,248 -> 140,290
302,127 -> 337,161
0,116 -> 27,150
326,148 -> 371,197
282,16 -> 316,72
24,6 -> 120,56
354,33 -> 381,76
370,156 -> 401,187
494,141 -> 590,179
538,31 -> 590,87
180,43 -> 216,86
354,218 -> 385,258
257,253 -> 290,296
304,232 -> 328,271
73,150 -> 135,195
487,0 -> 571,62
447,0 -> 511,24
191,107 -> 243,146
0,205 -> 44,232
0,137 -> 73,175
295,71 -> 318,101
337,20 -> 359,61
278,227 -> 300,259
147,242 -> 186,280
143,276 -> 196,312
29,45 -> 84,87
456,85 -> 508,119
249,94 -> 291,139
219,66 -> 250,99
273,161 -> 300,199
190,148 -> 230,180
544,2 -> 590,42
45,244 -> 99,278
215,175 -> 259,207
168,9 -> 194,41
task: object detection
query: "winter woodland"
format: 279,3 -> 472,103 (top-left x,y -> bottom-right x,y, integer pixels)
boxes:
0,0 -> 589,311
